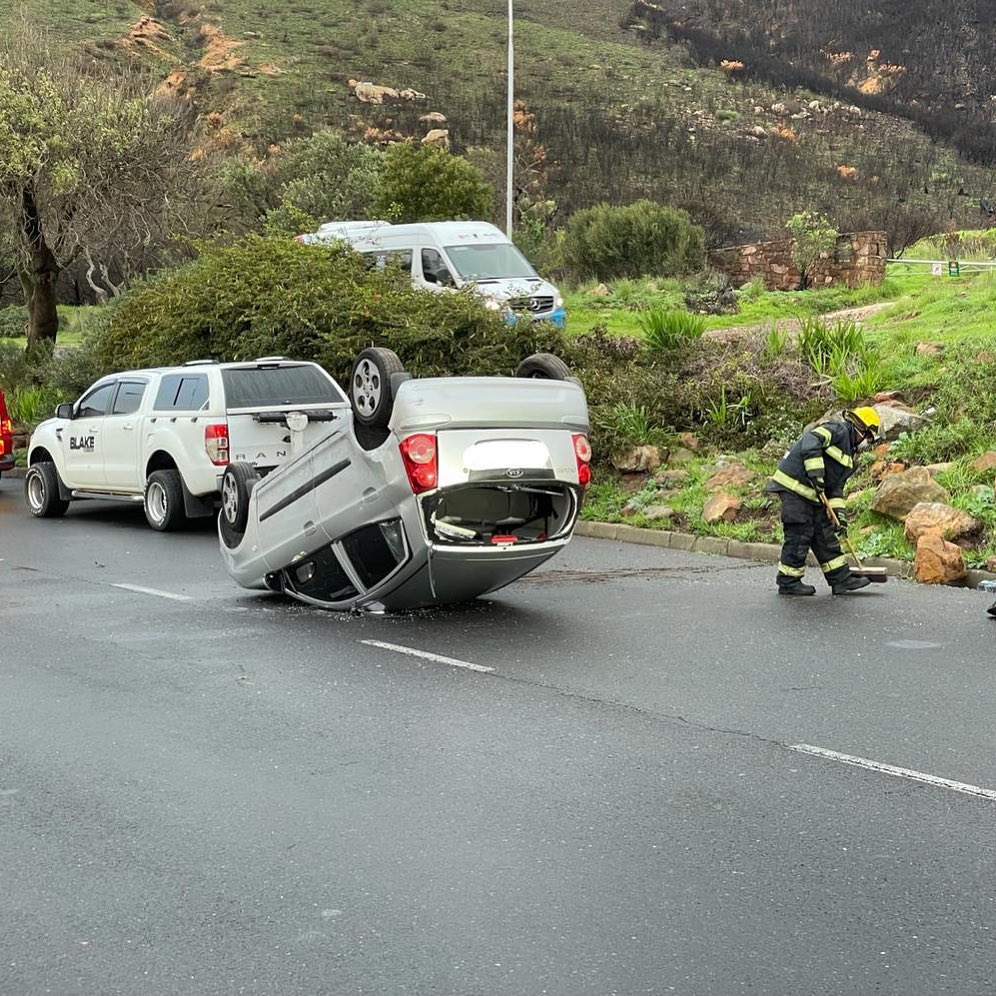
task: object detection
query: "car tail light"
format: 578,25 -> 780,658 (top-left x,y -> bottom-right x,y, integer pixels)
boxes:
204,422 -> 229,466
572,433 -> 592,487
399,432 -> 437,494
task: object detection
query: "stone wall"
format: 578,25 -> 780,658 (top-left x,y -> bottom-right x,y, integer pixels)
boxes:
708,231 -> 888,291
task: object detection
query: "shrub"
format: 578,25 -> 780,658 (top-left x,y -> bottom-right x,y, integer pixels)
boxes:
91,236 -> 568,385
372,144 -> 493,224
637,308 -> 706,350
798,318 -> 868,376
0,305 -> 27,339
561,200 -> 705,282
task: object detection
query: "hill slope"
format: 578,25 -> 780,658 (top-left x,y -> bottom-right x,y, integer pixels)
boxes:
19,0 -> 996,245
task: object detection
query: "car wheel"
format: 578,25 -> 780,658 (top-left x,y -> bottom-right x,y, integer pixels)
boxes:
514,352 -> 572,381
24,462 -> 69,518
350,347 -> 405,431
144,469 -> 186,532
220,462 -> 260,550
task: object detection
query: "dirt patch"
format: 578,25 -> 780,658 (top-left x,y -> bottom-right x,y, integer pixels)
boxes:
198,23 -> 243,72
703,301 -> 894,344
122,15 -> 177,60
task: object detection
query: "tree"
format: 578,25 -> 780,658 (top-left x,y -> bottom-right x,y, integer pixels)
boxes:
786,211 -> 839,289
0,16 -> 200,345
371,143 -> 492,224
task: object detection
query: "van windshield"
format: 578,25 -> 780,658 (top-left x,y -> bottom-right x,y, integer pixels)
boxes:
444,243 -> 538,280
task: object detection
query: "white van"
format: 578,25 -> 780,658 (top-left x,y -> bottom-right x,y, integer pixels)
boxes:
296,220 -> 566,327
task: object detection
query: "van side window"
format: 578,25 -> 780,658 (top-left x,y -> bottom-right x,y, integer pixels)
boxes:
386,250 -> 412,273
421,249 -> 455,287
154,374 -> 209,412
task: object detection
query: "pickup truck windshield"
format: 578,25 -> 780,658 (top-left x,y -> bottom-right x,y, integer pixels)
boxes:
222,365 -> 345,409
444,243 -> 538,281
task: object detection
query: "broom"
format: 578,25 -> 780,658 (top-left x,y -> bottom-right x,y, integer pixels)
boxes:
819,493 -> 889,583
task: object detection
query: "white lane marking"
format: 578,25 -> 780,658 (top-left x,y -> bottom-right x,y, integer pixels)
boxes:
789,744 -> 996,802
360,639 -> 494,673
112,583 -> 192,603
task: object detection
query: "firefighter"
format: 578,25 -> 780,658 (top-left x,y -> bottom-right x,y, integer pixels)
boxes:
766,407 -> 881,596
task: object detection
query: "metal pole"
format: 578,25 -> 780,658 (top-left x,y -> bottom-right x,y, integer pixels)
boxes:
505,0 -> 514,237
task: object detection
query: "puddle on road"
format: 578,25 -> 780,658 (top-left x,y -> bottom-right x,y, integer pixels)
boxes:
886,639 -> 943,650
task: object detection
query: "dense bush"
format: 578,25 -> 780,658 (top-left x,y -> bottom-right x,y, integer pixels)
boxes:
561,201 -> 705,282
0,306 -> 27,339
91,236 -> 567,385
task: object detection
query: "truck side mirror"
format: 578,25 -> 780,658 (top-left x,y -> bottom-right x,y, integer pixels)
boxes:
56,403 -> 74,420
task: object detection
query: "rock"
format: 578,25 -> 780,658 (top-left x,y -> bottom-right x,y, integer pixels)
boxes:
643,504 -> 676,522
705,463 -> 754,491
869,460 -> 907,481
872,390 -> 906,404
986,556 -> 996,573
971,451 -> 996,473
611,445 -> 662,474
903,502 -> 980,544
872,442 -> 891,458
871,467 -> 950,521
349,80 -> 400,104
592,283 -> 610,296
419,111 -> 447,124
914,532 -> 967,585
875,404 -> 930,442
702,493 -> 741,524
916,341 -> 943,356
655,469 -> 689,487
668,447 -> 697,465
421,128 -> 449,148
678,432 -> 700,450
749,125 -> 767,138
925,462 -> 954,477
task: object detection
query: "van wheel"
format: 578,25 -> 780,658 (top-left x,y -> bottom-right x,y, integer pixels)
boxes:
350,347 -> 405,431
515,352 -> 572,381
24,462 -> 69,518
220,462 -> 260,549
144,469 -> 186,532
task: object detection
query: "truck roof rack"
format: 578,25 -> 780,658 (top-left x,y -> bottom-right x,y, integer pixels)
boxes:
254,355 -> 288,363
183,359 -> 217,366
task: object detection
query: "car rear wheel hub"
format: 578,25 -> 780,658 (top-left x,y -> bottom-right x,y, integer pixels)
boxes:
352,359 -> 382,416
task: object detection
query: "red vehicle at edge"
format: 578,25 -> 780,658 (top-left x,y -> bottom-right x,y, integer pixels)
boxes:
0,388 -> 14,478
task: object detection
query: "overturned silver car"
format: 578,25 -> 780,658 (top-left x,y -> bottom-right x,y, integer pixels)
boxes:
218,348 -> 591,611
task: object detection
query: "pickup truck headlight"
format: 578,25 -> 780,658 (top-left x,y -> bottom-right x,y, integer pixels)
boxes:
484,299 -> 502,312
555,295 -> 564,309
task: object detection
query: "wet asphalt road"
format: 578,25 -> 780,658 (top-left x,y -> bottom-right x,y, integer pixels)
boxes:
2,479 -> 996,996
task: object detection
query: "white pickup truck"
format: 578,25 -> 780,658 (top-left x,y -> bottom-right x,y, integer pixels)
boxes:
24,358 -> 351,530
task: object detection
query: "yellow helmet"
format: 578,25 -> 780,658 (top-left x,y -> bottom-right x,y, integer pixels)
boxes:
848,406 -> 881,440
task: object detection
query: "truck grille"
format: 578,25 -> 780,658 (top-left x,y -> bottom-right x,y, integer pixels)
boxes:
508,295 -> 555,316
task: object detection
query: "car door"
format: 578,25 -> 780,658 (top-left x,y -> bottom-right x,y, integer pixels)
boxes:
61,381 -> 116,489
102,379 -> 148,491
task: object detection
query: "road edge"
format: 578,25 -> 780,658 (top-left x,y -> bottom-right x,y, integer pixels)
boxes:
576,520 -> 996,591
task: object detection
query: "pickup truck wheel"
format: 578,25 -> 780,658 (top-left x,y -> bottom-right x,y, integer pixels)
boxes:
515,352 -> 572,381
24,462 -> 69,518
350,347 -> 405,431
220,462 -> 259,549
144,469 -> 186,532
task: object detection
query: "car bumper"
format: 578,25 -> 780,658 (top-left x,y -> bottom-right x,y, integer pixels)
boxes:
503,307 -> 567,328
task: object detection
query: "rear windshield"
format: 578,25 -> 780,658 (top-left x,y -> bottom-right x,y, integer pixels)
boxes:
221,365 -> 344,409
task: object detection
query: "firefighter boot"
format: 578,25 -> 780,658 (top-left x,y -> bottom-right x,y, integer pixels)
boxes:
831,573 -> 871,595
778,580 -> 816,596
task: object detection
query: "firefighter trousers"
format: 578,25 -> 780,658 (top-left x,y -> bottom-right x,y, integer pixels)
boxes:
776,492 -> 851,589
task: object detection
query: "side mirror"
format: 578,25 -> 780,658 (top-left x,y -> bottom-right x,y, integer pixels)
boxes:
56,403 -> 74,420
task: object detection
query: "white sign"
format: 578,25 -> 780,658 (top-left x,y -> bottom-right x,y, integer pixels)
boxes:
932,262 -> 943,276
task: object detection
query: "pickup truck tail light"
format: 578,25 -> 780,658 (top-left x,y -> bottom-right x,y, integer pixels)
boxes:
399,433 -> 437,494
572,433 -> 592,487
204,422 -> 230,466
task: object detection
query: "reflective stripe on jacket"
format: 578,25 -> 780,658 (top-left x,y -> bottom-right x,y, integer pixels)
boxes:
767,419 -> 859,505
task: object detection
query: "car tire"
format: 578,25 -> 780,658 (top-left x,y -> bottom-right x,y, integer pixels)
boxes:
24,462 -> 70,518
144,469 -> 186,532
515,352 -> 572,381
350,347 -> 405,431
220,462 -> 260,550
